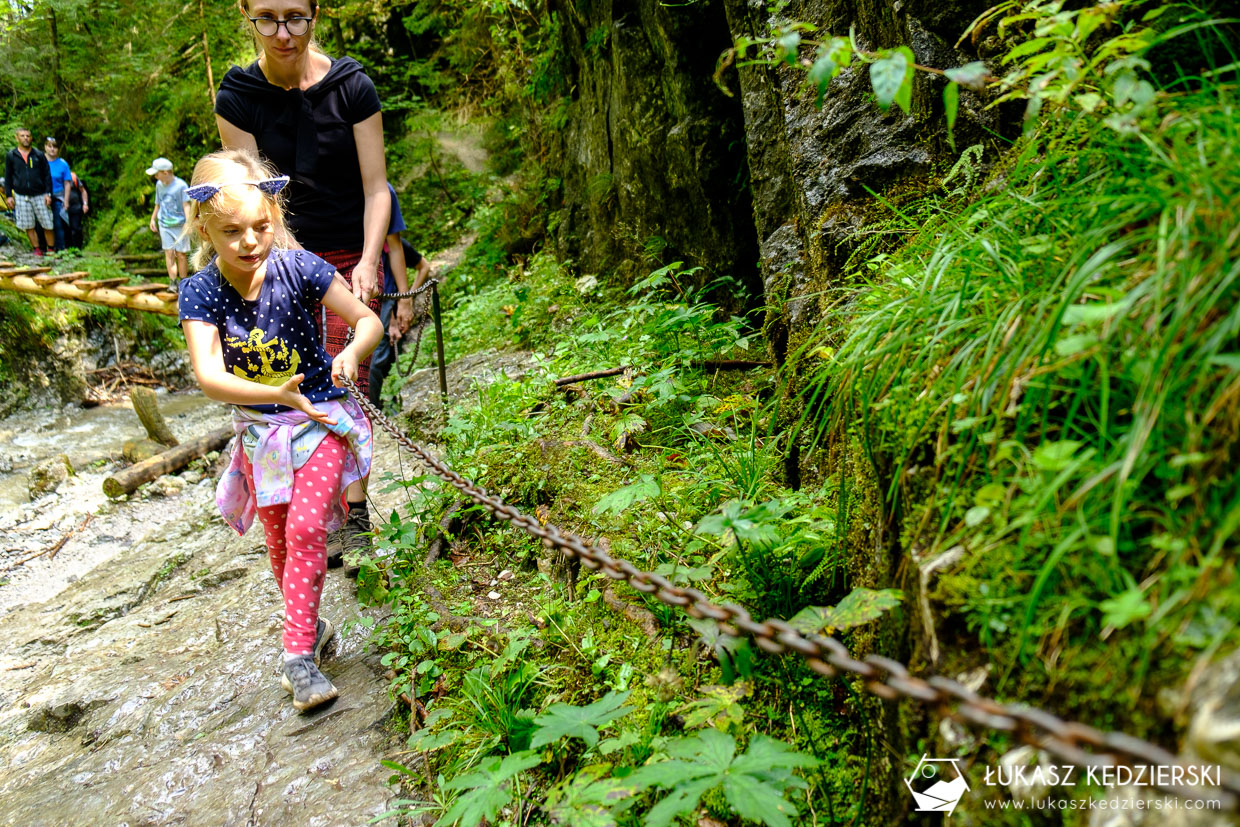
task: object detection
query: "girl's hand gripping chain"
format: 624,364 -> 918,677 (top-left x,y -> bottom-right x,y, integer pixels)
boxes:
330,351 -> 359,389
277,373 -> 337,426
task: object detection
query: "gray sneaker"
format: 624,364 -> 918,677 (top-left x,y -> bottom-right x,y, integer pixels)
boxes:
313,617 -> 335,666
281,655 -> 338,712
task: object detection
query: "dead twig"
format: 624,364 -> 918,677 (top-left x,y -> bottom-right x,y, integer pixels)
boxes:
553,366 -> 629,386
48,513 -> 92,561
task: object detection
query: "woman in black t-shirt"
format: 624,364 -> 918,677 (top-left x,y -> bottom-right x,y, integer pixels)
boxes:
215,0 -> 389,562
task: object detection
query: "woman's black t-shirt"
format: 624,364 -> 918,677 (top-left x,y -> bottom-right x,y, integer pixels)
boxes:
215,57 -> 381,252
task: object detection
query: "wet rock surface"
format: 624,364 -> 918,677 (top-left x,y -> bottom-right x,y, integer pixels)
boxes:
0,424 -> 413,825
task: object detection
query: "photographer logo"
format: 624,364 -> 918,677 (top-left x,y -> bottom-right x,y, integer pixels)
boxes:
906,755 -> 970,815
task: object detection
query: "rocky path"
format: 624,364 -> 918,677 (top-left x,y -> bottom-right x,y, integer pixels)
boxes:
0,427 -> 414,826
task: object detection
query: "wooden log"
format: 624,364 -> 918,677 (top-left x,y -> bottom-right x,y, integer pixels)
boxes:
73,277 -> 129,290
156,291 -> 178,302
103,426 -> 232,499
0,261 -> 13,268
32,272 -> 87,285
130,387 -> 179,447
118,283 -> 168,294
0,266 -> 52,277
126,268 -> 172,277
0,274 -> 177,316
117,253 -> 164,262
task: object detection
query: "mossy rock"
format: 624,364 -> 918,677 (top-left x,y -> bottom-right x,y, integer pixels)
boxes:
28,454 -> 75,498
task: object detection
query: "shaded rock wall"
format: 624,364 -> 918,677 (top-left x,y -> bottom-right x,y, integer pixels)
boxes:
550,0 -> 761,299
723,0 -> 1002,359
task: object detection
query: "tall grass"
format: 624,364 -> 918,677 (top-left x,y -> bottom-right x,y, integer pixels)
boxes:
799,84 -> 1240,720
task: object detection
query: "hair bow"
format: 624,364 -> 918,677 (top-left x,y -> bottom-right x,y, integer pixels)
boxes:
186,175 -> 290,203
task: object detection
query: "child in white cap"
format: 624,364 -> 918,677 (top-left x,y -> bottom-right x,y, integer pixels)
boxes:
146,157 -> 190,286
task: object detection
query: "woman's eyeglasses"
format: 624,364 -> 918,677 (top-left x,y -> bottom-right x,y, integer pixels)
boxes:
186,176 -> 290,203
248,16 -> 312,37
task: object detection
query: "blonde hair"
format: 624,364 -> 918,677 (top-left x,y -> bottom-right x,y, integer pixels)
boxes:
186,148 -> 290,271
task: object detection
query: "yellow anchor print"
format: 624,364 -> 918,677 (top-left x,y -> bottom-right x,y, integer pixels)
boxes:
225,328 -> 301,386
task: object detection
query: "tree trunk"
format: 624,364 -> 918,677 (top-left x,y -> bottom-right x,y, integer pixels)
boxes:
48,8 -> 65,103
130,387 -> 179,447
200,0 -> 216,105
103,426 -> 232,499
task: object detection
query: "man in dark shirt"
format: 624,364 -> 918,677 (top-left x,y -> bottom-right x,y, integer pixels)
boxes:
3,128 -> 55,255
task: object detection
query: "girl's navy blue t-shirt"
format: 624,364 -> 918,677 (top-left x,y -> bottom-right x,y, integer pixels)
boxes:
178,248 -> 344,413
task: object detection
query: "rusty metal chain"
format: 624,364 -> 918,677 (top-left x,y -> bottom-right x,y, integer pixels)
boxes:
343,377 -> 1240,808
345,280 -> 435,379
376,277 -> 439,301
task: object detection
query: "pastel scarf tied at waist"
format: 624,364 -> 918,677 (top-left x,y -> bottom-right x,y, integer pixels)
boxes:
216,396 -> 372,535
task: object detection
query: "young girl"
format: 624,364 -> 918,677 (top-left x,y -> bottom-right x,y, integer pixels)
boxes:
178,148 -> 383,712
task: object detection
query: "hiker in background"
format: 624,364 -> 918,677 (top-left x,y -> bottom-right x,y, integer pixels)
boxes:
178,148 -> 382,712
215,0 -> 390,561
148,157 -> 191,285
44,137 -> 72,252
367,182 -> 432,412
65,171 -> 89,249
3,128 -> 54,256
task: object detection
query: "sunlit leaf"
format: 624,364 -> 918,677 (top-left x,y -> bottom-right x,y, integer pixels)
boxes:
788,588 -> 904,635
530,690 -> 633,748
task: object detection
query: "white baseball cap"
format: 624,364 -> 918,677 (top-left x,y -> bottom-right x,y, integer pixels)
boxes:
145,157 -> 173,175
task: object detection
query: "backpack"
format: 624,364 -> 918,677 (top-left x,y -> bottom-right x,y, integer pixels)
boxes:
67,173 -> 85,212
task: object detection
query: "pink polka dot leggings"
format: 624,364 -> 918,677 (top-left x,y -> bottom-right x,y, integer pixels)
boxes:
245,433 -> 346,655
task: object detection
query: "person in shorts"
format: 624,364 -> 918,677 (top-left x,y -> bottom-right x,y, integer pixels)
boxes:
147,157 -> 190,285
3,128 -> 55,255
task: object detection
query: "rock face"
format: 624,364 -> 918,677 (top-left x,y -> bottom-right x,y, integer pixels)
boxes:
550,0 -> 1004,349
550,0 -> 761,301
721,0 -> 1004,358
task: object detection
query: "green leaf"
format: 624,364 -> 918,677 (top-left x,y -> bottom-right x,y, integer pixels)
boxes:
1032,439 -> 1082,472
530,690 -> 634,749
1209,354 -> 1240,371
1075,91 -> 1103,112
545,764 -> 641,826
788,587 -> 903,635
965,505 -> 991,527
634,730 -> 818,827
435,751 -> 541,827
975,482 -> 1006,508
593,475 -> 661,517
870,52 -> 908,110
1054,333 -> 1098,356
724,772 -> 801,827
1099,588 -> 1151,629
776,32 -> 801,66
677,683 -> 749,731
945,60 -> 988,91
808,55 -> 836,106
943,82 -> 959,149
1166,483 -> 1196,502
893,47 -> 916,113
1062,301 -> 1127,326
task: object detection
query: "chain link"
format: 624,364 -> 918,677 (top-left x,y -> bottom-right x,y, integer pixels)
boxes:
343,377 -> 1240,809
376,277 -> 439,301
